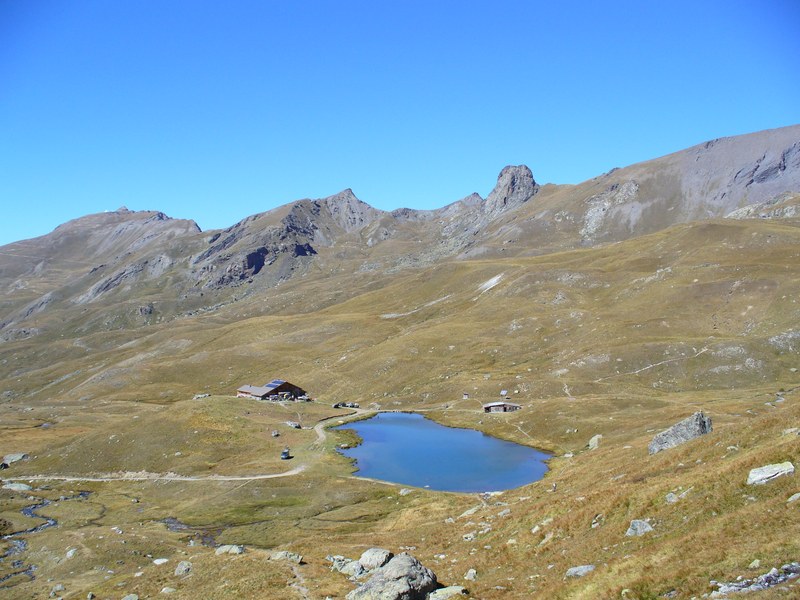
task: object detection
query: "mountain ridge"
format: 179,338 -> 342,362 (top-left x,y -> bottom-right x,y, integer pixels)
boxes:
1,126 -> 799,599
1,124 -> 798,339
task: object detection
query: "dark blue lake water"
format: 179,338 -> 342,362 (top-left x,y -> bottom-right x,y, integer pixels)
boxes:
334,412 -> 550,493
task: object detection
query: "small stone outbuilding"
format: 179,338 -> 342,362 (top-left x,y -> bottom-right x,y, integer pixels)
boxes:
483,401 -> 521,413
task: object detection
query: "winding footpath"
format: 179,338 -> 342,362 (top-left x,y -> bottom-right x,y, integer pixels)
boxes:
13,465 -> 307,484
10,408 -> 373,485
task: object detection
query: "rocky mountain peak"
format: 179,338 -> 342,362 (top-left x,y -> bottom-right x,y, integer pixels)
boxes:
319,189 -> 384,232
483,165 -> 539,215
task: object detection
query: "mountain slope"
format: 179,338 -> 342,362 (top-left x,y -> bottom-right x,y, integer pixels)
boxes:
0,125 -> 799,599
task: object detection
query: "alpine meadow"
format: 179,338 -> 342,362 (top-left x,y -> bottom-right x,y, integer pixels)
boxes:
1,124 -> 799,599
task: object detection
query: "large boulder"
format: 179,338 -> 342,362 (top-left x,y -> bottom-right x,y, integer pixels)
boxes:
346,553 -> 437,600
648,412 -> 712,455
747,462 -> 795,485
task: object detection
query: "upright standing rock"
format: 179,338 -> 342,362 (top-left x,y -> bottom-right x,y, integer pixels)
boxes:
648,412 -> 712,455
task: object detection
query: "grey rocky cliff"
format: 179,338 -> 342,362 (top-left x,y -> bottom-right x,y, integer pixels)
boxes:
483,165 -> 539,216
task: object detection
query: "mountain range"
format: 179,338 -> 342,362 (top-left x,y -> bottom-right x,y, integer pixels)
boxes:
0,125 -> 798,599
2,125 -> 799,341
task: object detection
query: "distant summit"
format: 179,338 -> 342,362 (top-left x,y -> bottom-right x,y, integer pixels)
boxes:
0,124 -> 797,330
484,165 -> 539,215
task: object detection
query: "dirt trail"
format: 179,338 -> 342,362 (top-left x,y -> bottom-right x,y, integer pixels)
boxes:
311,407 -> 370,446
13,408 -> 372,484
14,465 -> 307,484
11,406 -> 505,485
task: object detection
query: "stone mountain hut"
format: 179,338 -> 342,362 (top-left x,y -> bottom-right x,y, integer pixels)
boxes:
236,379 -> 307,400
483,401 -> 522,413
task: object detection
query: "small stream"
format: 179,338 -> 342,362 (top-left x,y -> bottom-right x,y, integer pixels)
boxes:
160,516 -> 220,547
0,491 -> 90,587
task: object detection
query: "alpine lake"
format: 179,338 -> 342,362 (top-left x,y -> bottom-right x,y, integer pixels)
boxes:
333,412 -> 550,493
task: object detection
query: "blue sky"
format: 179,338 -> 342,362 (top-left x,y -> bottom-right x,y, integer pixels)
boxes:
1,0 -> 799,245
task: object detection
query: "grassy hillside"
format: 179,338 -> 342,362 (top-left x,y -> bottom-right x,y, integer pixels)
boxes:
1,212 -> 798,599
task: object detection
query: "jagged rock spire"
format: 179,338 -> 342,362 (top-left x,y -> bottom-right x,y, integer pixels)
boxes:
484,165 -> 539,215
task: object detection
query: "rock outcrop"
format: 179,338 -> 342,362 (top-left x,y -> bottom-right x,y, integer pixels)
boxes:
483,165 -> 539,216
648,412 -> 712,455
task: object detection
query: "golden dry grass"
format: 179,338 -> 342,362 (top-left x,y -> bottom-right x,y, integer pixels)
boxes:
1,216 -> 799,598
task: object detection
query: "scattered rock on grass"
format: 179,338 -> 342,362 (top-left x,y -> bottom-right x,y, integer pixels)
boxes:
648,412 -> 712,455
787,492 -> 800,504
271,550 -> 303,564
428,586 -> 468,599
665,487 -> 693,504
215,544 -> 245,555
464,568 -> 477,581
747,462 -> 795,485
3,453 -> 29,465
2,482 -> 32,492
565,564 -> 595,578
50,583 -> 65,597
328,555 -> 367,578
625,519 -> 654,536
588,434 -> 603,450
174,561 -> 192,576
710,562 -> 800,597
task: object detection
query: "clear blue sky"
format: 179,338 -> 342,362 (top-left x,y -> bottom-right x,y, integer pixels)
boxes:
1,0 -> 799,245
